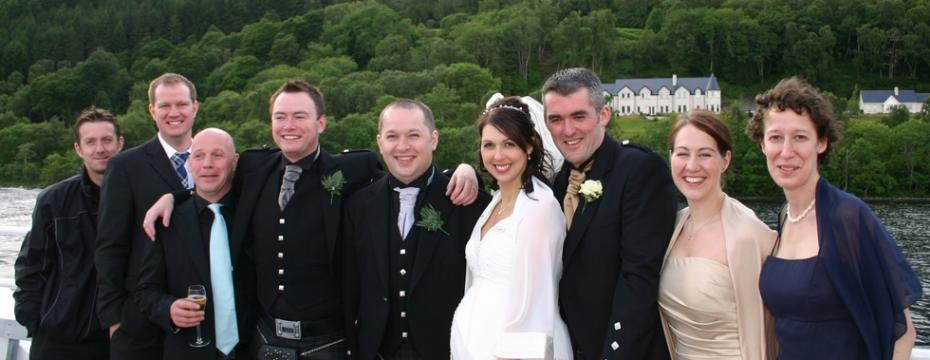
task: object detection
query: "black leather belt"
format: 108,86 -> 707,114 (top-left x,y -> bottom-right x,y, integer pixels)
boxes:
261,313 -> 343,340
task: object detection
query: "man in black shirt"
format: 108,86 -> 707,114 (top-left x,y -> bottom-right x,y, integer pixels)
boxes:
135,128 -> 253,359
15,107 -> 124,359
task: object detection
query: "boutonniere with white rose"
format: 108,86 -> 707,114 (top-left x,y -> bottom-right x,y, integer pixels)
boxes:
579,179 -> 603,203
579,179 -> 603,213
321,170 -> 345,204
416,204 -> 449,235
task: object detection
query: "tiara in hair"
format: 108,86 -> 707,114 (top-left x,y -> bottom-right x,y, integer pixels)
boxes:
483,104 -> 527,115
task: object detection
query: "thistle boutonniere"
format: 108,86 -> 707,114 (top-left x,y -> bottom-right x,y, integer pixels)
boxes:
321,170 -> 345,204
416,204 -> 449,235
579,179 -> 603,205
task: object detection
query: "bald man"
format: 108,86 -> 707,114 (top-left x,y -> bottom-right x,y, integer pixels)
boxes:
134,128 -> 254,359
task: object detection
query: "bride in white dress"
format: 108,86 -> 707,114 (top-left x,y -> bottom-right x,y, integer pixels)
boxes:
450,97 -> 573,360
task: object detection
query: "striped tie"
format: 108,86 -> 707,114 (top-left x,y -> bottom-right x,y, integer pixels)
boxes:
171,152 -> 192,189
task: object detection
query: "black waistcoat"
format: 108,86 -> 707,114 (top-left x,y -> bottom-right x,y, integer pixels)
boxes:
380,212 -> 420,354
251,159 -> 339,320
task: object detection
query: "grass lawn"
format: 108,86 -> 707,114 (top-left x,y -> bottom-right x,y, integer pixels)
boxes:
610,114 -> 655,141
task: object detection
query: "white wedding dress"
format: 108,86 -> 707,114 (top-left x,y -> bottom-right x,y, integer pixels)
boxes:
450,177 -> 573,360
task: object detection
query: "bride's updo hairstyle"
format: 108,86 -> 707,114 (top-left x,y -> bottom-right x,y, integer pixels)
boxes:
477,96 -> 550,194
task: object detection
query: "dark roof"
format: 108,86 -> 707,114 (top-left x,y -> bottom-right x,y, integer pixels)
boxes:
860,90 -> 930,104
603,75 -> 719,95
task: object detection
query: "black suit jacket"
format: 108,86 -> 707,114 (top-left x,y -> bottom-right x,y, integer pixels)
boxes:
555,135 -> 677,360
232,148 -> 382,312
343,171 -> 489,360
96,137 -> 185,339
134,198 -> 254,359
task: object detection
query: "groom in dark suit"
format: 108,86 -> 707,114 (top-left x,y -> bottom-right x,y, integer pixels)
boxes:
343,99 -> 489,360
96,73 -> 199,360
543,68 -> 678,359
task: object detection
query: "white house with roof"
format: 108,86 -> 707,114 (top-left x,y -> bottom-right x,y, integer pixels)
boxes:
859,87 -> 929,114
603,74 -> 721,116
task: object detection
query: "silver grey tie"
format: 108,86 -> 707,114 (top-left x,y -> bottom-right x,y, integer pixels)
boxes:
278,165 -> 302,211
394,187 -> 419,239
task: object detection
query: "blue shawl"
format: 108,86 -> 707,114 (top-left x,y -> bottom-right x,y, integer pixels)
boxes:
812,178 -> 922,359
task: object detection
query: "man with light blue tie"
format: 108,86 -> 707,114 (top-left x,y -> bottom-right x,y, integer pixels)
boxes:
134,128 -> 254,359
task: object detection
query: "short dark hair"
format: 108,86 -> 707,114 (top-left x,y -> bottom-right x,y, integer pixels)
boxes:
148,73 -> 197,104
746,76 -> 841,165
73,106 -> 120,143
541,67 -> 606,109
379,99 -> 435,131
669,109 -> 733,157
269,79 -> 326,118
477,96 -> 550,193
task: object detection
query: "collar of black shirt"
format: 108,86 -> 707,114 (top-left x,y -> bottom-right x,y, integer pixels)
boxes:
387,166 -> 435,192
277,147 -> 320,172
193,192 -> 235,216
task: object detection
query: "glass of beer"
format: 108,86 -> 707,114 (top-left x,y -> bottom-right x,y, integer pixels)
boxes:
187,285 -> 211,348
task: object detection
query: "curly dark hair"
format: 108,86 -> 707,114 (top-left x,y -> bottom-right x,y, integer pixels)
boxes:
745,76 -> 841,166
476,96 -> 550,194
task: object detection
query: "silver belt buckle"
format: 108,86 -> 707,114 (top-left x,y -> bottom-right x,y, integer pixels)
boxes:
274,318 -> 302,340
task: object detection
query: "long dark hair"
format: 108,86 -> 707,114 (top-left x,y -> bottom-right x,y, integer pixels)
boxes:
476,96 -> 550,194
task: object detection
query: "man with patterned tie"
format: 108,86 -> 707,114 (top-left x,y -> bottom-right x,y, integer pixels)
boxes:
342,99 -> 489,360
96,73 -> 199,360
135,128 -> 251,359
542,68 -> 678,360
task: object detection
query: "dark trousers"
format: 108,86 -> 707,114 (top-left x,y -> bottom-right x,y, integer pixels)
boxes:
110,326 -> 163,360
252,321 -> 346,360
30,332 -> 108,360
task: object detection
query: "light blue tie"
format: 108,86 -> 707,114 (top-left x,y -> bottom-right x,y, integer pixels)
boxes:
207,203 -> 238,355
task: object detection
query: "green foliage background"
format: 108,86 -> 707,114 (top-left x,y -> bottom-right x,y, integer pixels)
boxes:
1,0 -> 929,197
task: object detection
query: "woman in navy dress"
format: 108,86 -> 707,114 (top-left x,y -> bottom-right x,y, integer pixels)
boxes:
748,77 -> 922,360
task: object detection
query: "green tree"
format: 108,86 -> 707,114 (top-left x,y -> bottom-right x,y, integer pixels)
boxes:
883,105 -> 909,127
889,119 -> 930,194
321,112 -> 379,152
269,34 -> 302,65
205,56 -> 263,95
433,63 -> 500,105
40,151 -> 81,185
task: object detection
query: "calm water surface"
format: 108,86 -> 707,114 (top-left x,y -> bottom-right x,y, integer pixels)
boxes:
0,188 -> 928,344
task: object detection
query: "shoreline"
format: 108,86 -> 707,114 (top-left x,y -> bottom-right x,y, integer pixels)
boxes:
735,196 -> 930,203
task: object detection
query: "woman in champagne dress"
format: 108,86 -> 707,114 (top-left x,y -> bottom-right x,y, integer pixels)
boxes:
658,110 -> 777,360
450,97 -> 572,360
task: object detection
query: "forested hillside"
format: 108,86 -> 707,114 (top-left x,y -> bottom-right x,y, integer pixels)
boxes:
0,0 -> 928,196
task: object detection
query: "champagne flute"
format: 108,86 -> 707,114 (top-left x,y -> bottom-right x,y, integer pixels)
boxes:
187,285 -> 211,348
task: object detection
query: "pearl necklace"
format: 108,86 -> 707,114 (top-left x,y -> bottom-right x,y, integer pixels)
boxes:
786,199 -> 816,223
